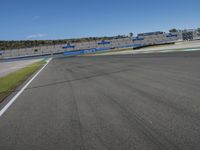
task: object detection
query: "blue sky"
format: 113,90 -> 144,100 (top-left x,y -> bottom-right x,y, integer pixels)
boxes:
0,0 -> 199,40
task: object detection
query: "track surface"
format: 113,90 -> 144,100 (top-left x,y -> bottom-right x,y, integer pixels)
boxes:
0,51 -> 200,150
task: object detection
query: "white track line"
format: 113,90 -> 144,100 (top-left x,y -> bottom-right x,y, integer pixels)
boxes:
0,58 -> 52,117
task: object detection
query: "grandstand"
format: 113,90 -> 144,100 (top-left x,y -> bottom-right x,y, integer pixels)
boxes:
0,29 -> 199,59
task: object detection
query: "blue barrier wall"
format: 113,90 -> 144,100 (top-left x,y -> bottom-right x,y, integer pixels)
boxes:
63,50 -> 84,55
63,47 -> 111,56
63,43 -> 146,56
118,44 -> 145,48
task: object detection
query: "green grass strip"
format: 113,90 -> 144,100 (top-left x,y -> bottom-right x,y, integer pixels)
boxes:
0,60 -> 46,103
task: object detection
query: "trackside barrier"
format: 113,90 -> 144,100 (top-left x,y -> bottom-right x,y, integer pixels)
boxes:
63,48 -> 111,56
117,44 -> 145,49
63,44 -> 148,56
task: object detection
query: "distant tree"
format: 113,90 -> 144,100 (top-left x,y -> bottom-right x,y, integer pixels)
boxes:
197,28 -> 200,33
0,36 -> 120,50
41,41 -> 45,45
169,28 -> 178,33
129,32 -> 133,37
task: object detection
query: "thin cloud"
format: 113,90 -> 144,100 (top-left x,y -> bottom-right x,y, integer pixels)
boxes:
27,34 -> 47,39
32,16 -> 41,21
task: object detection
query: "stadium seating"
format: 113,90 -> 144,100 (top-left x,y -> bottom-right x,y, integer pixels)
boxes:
0,31 -> 194,59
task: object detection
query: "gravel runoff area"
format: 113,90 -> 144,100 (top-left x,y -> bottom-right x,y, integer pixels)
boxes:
0,59 -> 42,78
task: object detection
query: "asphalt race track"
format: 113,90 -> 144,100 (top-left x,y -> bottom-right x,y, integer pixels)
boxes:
0,51 -> 200,150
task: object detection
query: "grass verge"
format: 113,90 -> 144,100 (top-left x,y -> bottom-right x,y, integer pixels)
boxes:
0,60 -> 46,103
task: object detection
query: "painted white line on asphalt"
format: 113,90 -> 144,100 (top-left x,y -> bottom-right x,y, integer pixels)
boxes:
182,48 -> 200,52
0,58 -> 52,117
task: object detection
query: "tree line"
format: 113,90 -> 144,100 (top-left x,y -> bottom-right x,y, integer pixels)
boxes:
169,28 -> 200,33
0,35 -> 127,50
